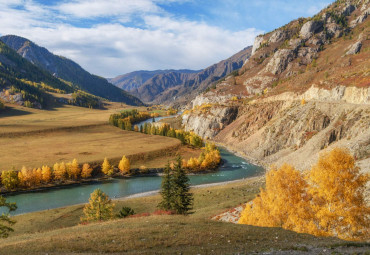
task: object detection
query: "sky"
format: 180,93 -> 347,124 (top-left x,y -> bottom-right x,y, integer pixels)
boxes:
0,0 -> 331,78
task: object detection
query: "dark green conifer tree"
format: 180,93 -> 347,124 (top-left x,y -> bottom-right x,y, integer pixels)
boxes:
0,196 -> 17,238
171,156 -> 193,215
158,162 -> 173,211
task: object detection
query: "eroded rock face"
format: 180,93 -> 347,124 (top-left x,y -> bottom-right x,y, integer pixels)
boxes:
300,20 -> 323,39
346,41 -> 362,55
326,23 -> 343,38
192,93 -> 231,108
264,49 -> 295,75
182,106 -> 238,139
251,35 -> 264,56
269,30 -> 286,43
350,13 -> 368,28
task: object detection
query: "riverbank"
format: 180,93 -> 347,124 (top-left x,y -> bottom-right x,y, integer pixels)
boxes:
4,147 -> 263,215
2,176 -> 362,255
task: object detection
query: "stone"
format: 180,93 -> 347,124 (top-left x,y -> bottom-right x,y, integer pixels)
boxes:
350,13 -> 368,28
326,23 -> 343,38
300,20 -> 323,40
269,30 -> 286,43
251,35 -> 264,56
346,41 -> 362,55
264,49 -> 295,75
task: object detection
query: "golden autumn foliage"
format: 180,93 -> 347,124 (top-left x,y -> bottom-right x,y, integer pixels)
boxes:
102,157 -> 114,176
67,159 -> 81,180
238,148 -> 369,241
41,165 -> 52,183
81,163 -> 93,179
185,143 -> 221,172
307,148 -> 369,240
81,189 -> 115,222
118,155 -> 130,175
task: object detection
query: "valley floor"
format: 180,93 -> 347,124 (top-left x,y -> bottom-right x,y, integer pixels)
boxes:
0,103 -> 200,171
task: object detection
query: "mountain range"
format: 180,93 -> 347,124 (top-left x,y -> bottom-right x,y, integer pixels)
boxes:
109,47 -> 252,105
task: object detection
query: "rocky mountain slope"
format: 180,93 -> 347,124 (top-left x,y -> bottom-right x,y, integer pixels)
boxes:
0,40 -> 74,108
110,47 -> 252,105
182,0 -> 370,175
108,69 -> 199,91
0,35 -> 143,106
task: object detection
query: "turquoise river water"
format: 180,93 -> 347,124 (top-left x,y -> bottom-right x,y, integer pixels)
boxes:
4,147 -> 263,215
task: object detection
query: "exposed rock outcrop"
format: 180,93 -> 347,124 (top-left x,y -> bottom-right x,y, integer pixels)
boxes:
300,20 -> 323,40
264,49 -> 295,75
251,35 -> 264,56
346,41 -> 362,55
182,106 -> 238,139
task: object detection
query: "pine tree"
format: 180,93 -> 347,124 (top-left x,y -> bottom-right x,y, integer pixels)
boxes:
102,157 -> 114,176
118,155 -> 130,175
171,156 -> 193,215
0,196 -> 17,238
81,189 -> 115,222
158,162 -> 173,211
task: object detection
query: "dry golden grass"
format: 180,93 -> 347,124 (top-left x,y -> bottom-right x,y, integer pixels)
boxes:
0,103 -> 196,171
0,178 -> 362,254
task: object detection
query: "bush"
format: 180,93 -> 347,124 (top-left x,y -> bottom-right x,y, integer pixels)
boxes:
117,206 -> 135,218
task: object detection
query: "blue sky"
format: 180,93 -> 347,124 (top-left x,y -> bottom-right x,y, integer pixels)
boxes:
0,0 -> 331,77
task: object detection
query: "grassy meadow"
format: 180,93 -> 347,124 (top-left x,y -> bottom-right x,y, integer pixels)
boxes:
0,103 -> 199,171
0,177 -> 364,254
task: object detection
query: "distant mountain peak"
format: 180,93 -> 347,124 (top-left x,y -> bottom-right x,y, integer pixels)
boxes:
0,35 -> 143,106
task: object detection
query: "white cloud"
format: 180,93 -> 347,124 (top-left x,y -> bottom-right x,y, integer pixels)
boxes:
0,0 -> 262,77
57,0 -> 161,18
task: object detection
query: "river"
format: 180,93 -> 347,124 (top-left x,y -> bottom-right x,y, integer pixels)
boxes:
3,114 -> 264,215
4,148 -> 263,215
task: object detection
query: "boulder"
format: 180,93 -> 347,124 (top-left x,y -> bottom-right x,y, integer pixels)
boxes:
298,47 -> 319,65
326,23 -> 343,38
264,49 -> 294,75
300,20 -> 323,40
346,41 -> 362,55
350,13 -> 368,28
269,30 -> 286,43
251,35 -> 264,56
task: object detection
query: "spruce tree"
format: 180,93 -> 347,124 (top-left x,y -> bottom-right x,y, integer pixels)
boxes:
158,162 -> 173,211
0,196 -> 17,238
171,156 -> 193,215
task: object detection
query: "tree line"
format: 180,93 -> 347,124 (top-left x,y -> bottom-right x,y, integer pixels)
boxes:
238,148 -> 369,241
0,156 -> 131,192
109,109 -> 203,148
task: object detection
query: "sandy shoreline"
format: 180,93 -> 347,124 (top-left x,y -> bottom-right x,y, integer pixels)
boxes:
118,177 -> 261,200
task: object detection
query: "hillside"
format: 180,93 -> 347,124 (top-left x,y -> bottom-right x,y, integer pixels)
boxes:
2,177 -> 366,254
182,0 -> 370,175
0,35 -> 143,106
0,40 -> 73,108
108,69 -> 199,91
110,47 -> 252,105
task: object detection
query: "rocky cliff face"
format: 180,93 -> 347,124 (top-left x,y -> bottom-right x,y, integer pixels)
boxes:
182,0 -> 370,176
